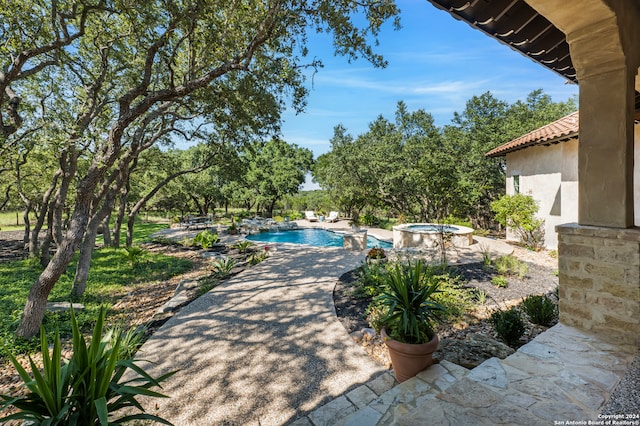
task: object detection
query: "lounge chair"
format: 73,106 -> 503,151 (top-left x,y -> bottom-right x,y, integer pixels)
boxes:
305,211 -> 318,222
326,211 -> 339,223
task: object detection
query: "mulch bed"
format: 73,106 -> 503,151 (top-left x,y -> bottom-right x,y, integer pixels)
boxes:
333,253 -> 559,368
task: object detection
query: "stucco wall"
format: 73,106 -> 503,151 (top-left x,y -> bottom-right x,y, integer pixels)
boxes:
506,139 -> 579,249
504,122 -> 639,249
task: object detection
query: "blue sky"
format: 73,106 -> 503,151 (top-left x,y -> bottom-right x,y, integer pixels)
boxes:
281,0 -> 578,167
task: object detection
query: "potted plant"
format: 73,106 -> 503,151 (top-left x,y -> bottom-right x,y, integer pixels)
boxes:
376,260 -> 445,382
366,247 -> 387,264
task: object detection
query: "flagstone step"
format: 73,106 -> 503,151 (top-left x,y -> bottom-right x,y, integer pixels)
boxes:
293,324 -> 636,426
293,360 -> 470,426
391,323 -> 637,425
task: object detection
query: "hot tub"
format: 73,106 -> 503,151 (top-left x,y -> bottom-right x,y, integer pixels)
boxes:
392,223 -> 474,249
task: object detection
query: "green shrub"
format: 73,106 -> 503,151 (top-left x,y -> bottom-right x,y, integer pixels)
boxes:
0,307 -> 173,425
490,193 -> 545,250
285,210 -> 304,220
491,275 -> 508,288
192,230 -> 220,249
365,302 -> 386,333
273,215 -> 285,223
494,255 -> 528,279
473,228 -> 491,237
430,272 -> 473,321
521,294 -> 557,326
490,307 -> 526,346
471,289 -> 487,305
362,213 -> 379,226
355,262 -> 388,298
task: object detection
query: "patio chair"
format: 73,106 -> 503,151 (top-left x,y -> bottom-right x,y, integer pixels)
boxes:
305,211 -> 318,222
326,211 -> 339,223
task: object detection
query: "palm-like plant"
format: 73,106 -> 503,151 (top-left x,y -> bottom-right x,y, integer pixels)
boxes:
1,307 -> 174,425
377,260 -> 445,344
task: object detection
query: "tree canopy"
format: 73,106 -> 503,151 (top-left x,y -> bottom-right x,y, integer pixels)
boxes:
1,0 -> 401,337
313,91 -> 577,226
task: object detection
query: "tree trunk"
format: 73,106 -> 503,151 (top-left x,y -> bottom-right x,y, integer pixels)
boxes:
39,230 -> 53,268
71,223 -> 99,298
22,204 -> 31,248
113,185 -> 129,248
101,212 -> 111,247
17,209 -> 88,338
39,204 -> 56,267
52,151 -> 77,246
73,179 -> 119,297
30,172 -> 60,256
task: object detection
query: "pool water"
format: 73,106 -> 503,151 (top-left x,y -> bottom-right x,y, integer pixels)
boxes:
246,228 -> 392,249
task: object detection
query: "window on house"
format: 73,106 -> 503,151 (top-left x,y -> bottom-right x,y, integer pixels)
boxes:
513,175 -> 520,194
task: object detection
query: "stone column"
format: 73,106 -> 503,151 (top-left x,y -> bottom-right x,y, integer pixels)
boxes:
557,224 -> 639,345
528,0 -> 640,345
578,67 -> 635,227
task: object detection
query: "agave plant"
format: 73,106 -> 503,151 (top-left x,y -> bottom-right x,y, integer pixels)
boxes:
376,260 -> 446,344
0,307 -> 174,425
211,256 -> 237,276
232,241 -> 253,254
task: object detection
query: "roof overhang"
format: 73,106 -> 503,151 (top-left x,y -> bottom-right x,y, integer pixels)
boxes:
425,0 -> 640,117
485,110 -> 579,157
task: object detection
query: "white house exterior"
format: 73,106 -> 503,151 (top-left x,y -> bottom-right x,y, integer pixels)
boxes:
486,111 -> 640,250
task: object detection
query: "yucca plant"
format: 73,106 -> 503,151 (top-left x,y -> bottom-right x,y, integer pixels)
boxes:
1,307 -> 174,425
211,257 -> 237,277
376,260 -> 446,344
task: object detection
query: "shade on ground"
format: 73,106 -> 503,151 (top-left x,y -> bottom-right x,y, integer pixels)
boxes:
135,246 -> 385,425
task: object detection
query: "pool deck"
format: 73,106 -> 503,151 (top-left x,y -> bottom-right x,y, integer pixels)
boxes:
297,219 -> 514,264
154,219 -> 514,264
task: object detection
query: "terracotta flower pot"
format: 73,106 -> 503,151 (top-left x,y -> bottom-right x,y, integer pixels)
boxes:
366,256 -> 387,265
381,328 -> 439,383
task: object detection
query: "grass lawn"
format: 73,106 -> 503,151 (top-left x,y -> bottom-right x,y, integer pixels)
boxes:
0,222 -> 192,355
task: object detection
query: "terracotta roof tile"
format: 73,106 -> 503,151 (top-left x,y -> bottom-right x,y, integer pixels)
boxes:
485,111 -> 579,157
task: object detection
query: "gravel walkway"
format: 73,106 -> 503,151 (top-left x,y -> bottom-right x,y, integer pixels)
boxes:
135,245 -> 386,426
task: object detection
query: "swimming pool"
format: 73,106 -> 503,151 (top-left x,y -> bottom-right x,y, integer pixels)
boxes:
246,228 -> 392,248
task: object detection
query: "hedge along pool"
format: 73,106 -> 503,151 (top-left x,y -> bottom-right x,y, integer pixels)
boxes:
246,228 -> 392,249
